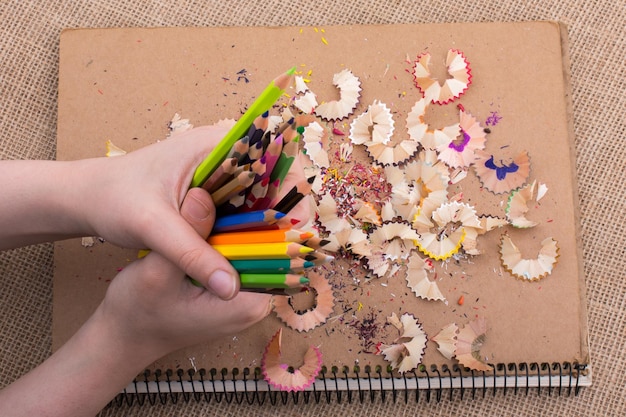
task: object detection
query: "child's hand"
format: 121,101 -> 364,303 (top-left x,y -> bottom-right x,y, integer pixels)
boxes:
97,186 -> 272,358
80,126 -> 242,298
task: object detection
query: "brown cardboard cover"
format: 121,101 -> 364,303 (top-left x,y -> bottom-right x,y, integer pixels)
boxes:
54,22 -> 589,378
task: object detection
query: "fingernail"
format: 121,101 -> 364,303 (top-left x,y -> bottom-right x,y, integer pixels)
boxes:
207,269 -> 236,299
186,194 -> 211,221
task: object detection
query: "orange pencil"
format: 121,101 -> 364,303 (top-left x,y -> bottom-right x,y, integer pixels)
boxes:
207,229 -> 315,245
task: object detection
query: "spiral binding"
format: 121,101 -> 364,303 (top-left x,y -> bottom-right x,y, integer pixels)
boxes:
111,362 -> 589,407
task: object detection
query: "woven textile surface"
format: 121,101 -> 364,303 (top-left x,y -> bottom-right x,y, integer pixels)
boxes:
1,1 -> 624,416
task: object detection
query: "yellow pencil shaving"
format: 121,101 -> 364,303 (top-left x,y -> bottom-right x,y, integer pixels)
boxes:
307,70 -> 312,76
321,37 -> 328,45
314,27 -> 319,32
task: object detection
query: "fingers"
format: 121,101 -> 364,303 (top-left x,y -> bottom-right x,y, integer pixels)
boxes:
154,187 -> 240,300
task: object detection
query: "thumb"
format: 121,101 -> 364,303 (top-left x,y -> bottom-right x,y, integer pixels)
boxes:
179,187 -> 217,239
173,187 -> 240,300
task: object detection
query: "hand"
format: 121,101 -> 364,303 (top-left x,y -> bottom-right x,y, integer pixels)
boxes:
77,126 -> 243,298
97,186 -> 273,357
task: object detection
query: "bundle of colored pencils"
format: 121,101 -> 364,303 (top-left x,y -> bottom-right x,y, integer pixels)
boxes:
191,67 -> 332,294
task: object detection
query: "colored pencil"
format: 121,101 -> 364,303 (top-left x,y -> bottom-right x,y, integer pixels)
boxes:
211,242 -> 314,260
239,286 -> 307,296
240,140 -> 264,165
213,209 -> 285,233
210,171 -> 255,207
240,273 -> 309,289
246,178 -> 280,212
276,117 -> 294,135
302,251 -> 335,266
258,135 -> 283,182
201,157 -> 238,192
269,136 -> 300,189
217,190 -> 246,214
250,154 -> 267,182
246,110 -> 270,147
272,175 -> 315,213
229,258 -> 315,273
226,135 -> 250,161
208,229 -> 315,245
239,215 -> 301,231
242,177 -> 270,211
282,119 -> 300,142
302,236 -> 333,250
190,67 -> 296,187
260,130 -> 272,150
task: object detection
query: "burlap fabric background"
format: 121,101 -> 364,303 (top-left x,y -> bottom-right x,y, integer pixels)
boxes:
1,1 -> 624,416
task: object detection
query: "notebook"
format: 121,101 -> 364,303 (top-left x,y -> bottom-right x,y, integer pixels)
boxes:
53,22 -> 591,405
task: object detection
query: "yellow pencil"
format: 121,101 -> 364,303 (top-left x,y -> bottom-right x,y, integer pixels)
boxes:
211,242 -> 314,260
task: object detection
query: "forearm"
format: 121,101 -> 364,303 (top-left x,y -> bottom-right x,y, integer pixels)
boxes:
0,160 -> 96,249
0,306 -> 162,417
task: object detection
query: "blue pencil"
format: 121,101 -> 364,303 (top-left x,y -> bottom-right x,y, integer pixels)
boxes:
213,209 -> 285,233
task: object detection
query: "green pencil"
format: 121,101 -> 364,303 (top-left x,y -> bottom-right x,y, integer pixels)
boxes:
239,273 -> 309,289
230,258 -> 315,273
190,67 -> 296,188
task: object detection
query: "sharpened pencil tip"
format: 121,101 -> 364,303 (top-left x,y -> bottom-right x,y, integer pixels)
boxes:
287,66 -> 297,75
275,212 -> 286,219
299,276 -> 310,284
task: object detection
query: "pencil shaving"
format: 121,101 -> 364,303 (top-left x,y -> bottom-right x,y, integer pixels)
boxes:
506,180 -> 547,228
302,121 -> 330,168
167,113 -> 194,135
412,49 -> 472,104
105,140 -> 127,157
406,254 -> 446,301
436,108 -> 486,169
349,100 -> 394,145
314,68 -> 361,121
500,234 -> 559,281
377,313 -> 427,373
369,220 -> 420,261
261,328 -> 322,391
456,318 -> 491,372
474,149 -> 531,194
432,323 -> 458,360
273,272 -> 335,332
